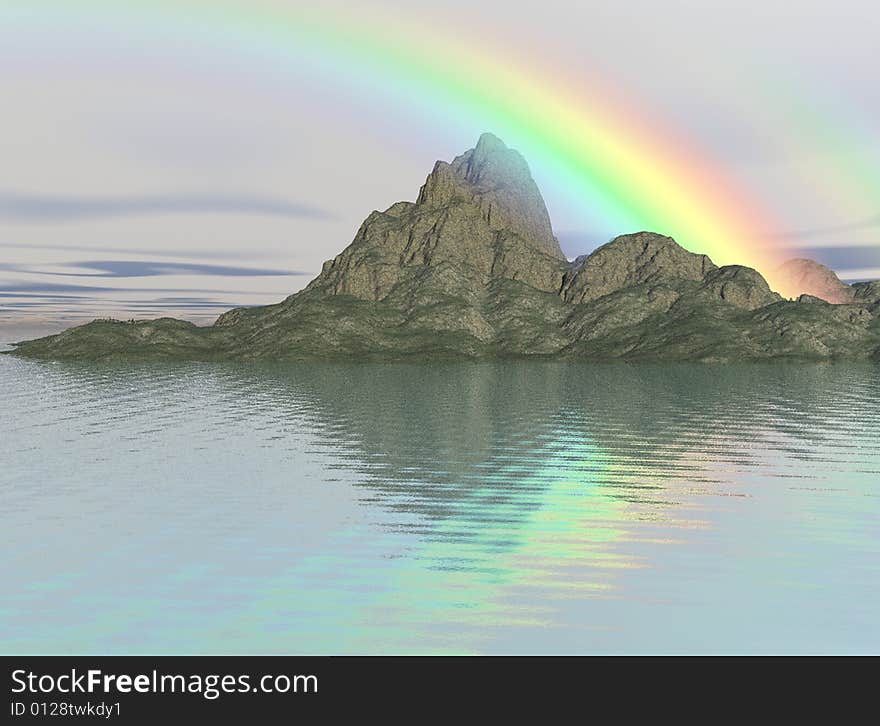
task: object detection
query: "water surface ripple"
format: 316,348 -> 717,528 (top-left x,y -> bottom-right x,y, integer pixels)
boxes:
1,356 -> 878,653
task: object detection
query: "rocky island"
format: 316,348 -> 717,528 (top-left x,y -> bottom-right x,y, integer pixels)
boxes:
10,133 -> 880,362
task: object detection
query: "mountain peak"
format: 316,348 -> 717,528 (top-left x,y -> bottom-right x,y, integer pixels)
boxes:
473,131 -> 508,155
451,133 -> 531,188
419,133 -> 563,259
309,134 -> 569,302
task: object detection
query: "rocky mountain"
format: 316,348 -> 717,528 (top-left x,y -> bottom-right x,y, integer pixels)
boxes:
10,133 -> 880,362
776,258 -> 855,304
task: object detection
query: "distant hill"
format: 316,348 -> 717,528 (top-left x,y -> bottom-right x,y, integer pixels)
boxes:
776,258 -> 855,304
11,133 -> 880,362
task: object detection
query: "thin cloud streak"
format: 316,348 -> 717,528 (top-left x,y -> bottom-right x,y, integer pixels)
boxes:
0,242 -> 256,260
770,214 -> 880,241
0,282 -> 254,295
775,247 -> 879,274
1,260 -> 308,278
838,268 -> 880,281
0,191 -> 336,222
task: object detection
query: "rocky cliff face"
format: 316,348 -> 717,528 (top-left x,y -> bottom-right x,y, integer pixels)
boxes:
11,134 -> 880,362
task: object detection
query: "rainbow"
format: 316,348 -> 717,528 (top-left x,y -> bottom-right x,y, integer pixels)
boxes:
7,0 -> 796,290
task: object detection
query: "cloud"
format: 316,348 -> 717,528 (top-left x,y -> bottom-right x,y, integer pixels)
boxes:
0,191 -> 336,222
837,268 -> 880,282
778,246 -> 879,271
0,260 -> 308,278
771,214 -> 880,241
0,282 -> 124,294
0,286 -> 244,314
0,299 -> 240,311
0,282 -> 239,295
0,242 -> 251,259
52,260 -> 305,278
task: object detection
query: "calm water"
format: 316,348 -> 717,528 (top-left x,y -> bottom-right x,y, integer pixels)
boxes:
1,351 -> 878,654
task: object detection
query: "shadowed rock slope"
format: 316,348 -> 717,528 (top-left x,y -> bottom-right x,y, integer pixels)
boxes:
11,134 -> 880,362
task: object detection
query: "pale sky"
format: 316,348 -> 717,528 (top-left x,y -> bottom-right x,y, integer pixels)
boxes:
1,0 -> 879,338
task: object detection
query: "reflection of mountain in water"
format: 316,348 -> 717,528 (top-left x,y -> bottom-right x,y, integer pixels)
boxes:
4,357 -> 879,653
229,362 -> 880,506
206,362 -> 880,652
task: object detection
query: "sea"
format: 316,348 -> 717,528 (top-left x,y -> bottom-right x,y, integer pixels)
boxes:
1,348 -> 878,654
